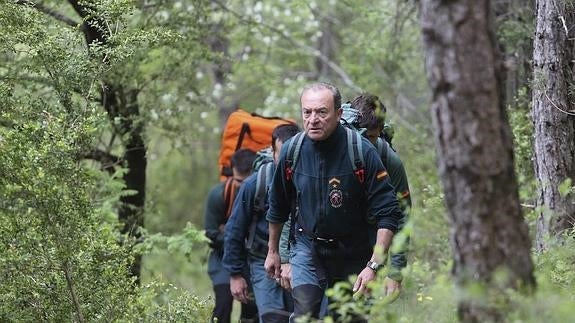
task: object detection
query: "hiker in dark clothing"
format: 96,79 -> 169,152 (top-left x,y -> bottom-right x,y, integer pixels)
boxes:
264,82 -> 403,322
348,94 -> 412,297
223,124 -> 300,323
204,148 -> 258,323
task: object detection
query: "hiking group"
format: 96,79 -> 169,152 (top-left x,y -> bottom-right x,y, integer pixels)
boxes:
204,82 -> 412,323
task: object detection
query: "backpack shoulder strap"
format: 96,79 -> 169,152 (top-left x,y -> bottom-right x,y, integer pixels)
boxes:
376,137 -> 389,167
285,132 -> 305,181
247,162 -> 274,250
223,177 -> 236,220
254,162 -> 273,212
345,128 -> 365,184
284,132 -> 304,247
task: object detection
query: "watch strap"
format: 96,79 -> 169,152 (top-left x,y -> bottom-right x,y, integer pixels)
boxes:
366,260 -> 380,272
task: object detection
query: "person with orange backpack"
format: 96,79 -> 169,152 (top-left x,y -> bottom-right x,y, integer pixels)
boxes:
223,124 -> 300,323
204,148 -> 259,323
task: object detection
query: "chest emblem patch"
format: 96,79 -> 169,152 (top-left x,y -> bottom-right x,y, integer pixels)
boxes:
329,188 -> 343,208
328,177 -> 343,208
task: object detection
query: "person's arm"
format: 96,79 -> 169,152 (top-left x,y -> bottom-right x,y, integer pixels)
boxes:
224,176 -> 257,303
353,143 -> 402,295
265,222 -> 283,279
265,140 -> 293,225
265,142 -> 293,278
365,145 -> 401,235
204,183 -> 225,250
386,149 -> 412,283
278,217 -> 293,290
223,175 -> 256,275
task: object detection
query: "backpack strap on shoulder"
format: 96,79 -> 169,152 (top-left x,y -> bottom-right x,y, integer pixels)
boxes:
254,162 -> 273,213
285,132 -> 304,181
284,132 -> 304,248
346,128 -> 365,184
223,177 -> 236,220
376,137 -> 389,167
247,162 -> 275,252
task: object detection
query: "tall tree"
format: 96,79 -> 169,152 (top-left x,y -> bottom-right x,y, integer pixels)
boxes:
13,0 -> 211,283
419,1 -> 535,321
533,1 -> 575,250
67,0 -> 147,282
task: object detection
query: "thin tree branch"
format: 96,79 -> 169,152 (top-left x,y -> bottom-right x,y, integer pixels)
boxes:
552,0 -> 569,36
544,91 -> 575,116
84,149 -> 120,164
0,75 -> 51,84
15,0 -> 79,27
62,260 -> 85,323
84,149 -> 121,174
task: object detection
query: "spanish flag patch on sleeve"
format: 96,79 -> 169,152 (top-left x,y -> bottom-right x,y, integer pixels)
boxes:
376,170 -> 388,181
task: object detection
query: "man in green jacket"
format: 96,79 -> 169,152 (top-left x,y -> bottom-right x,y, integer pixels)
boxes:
349,93 -> 412,296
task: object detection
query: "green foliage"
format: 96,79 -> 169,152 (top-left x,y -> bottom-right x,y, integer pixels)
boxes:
323,279 -> 375,322
142,247 -> 213,300
508,87 -> 538,233
317,261 -> 457,323
497,3 -> 534,53
558,178 -> 574,197
0,1 -> 213,320
509,87 -> 537,202
394,125 -> 451,270
146,123 -> 220,232
504,231 -> 575,322
137,223 -> 210,258
0,80 -> 136,322
124,282 -> 212,322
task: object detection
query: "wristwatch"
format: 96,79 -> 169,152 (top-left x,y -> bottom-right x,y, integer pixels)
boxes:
366,260 -> 381,272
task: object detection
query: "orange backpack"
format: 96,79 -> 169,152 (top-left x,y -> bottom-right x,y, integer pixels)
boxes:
218,109 -> 295,180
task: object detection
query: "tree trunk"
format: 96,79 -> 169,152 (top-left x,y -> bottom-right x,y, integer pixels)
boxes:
419,1 -> 535,321
69,0 -> 147,283
205,4 -> 237,129
533,0 -> 575,250
495,0 -> 535,107
115,87 -> 146,283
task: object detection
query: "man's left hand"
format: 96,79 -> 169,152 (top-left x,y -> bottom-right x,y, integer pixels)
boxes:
381,276 -> 401,303
384,276 -> 401,296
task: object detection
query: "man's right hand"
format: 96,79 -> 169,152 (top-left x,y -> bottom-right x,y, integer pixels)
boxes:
230,274 -> 249,303
264,250 -> 281,279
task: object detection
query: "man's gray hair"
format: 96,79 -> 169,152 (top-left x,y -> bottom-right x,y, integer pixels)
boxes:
300,82 -> 341,111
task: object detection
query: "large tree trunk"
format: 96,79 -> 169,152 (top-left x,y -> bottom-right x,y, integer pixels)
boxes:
533,1 -> 575,250
69,0 -> 147,283
105,86 -> 146,282
419,1 -> 535,321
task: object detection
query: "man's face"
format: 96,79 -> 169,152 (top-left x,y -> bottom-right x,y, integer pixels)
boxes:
231,168 -> 250,185
273,139 -> 284,164
301,88 -> 342,141
364,126 -> 383,145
